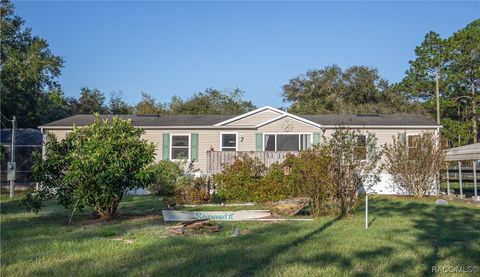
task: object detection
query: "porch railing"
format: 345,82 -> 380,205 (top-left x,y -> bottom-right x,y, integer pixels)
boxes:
206,151 -> 298,174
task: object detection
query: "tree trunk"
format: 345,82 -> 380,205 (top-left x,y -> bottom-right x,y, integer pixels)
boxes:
436,71 -> 441,125
95,198 -> 121,220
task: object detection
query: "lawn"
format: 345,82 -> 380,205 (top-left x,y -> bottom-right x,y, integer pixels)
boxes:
1,194 -> 479,276
440,182 -> 479,197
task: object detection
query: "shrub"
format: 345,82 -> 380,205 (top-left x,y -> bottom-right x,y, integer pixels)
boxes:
327,129 -> 382,216
285,147 -> 336,216
148,161 -> 183,196
384,132 -> 444,197
213,154 -> 266,202
256,162 -> 295,203
175,175 -> 213,204
26,116 -> 155,219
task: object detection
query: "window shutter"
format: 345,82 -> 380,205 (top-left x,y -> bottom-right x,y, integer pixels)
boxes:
313,132 -> 321,145
162,133 -> 170,160
191,133 -> 199,161
398,132 -> 406,144
255,133 -> 263,151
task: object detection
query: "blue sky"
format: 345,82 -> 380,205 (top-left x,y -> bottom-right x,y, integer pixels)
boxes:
15,1 -> 479,108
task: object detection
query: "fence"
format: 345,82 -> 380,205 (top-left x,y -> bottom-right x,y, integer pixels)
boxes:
206,151 -> 297,174
0,145 -> 41,185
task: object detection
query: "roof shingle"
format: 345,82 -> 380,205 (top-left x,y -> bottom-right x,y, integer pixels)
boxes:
40,114 -> 237,127
40,113 -> 437,128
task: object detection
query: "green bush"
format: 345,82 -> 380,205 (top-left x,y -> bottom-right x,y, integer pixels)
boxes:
27,116 -> 155,219
256,162 -> 295,203
213,150 -> 335,213
212,131 -> 381,217
285,146 -> 336,216
148,161 -> 183,196
213,154 -> 266,202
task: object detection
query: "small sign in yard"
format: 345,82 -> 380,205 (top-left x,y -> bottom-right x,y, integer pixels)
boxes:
162,210 -> 272,221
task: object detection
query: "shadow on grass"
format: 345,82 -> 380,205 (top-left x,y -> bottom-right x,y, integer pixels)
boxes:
111,216 -> 342,276
369,197 -> 480,276
0,196 -> 28,215
3,195 -> 479,276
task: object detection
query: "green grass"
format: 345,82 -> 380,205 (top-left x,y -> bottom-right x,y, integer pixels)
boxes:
440,182 -> 479,197
1,194 -> 479,276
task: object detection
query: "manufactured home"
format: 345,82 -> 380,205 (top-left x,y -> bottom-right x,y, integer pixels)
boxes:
39,106 -> 441,194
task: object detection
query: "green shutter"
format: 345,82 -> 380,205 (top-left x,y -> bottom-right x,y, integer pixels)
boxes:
313,132 -> 321,145
398,132 -> 406,144
162,133 -> 170,160
255,133 -> 263,151
191,133 -> 199,161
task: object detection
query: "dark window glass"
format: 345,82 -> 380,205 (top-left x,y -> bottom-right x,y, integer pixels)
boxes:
171,148 -> 188,159
264,134 -> 276,151
222,134 -> 236,149
172,136 -> 189,147
171,135 -> 189,159
277,135 -> 300,151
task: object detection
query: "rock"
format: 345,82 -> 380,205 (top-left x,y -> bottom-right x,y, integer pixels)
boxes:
270,197 -> 310,216
435,199 -> 449,205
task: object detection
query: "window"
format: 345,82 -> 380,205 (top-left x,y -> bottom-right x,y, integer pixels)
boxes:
264,134 -> 311,151
221,133 -> 237,151
408,135 -> 420,159
354,135 -> 367,160
171,135 -> 189,160
300,134 -> 312,150
277,134 -> 299,151
265,134 -> 276,151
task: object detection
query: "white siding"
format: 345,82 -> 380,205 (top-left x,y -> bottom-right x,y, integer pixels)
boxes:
225,110 -> 282,126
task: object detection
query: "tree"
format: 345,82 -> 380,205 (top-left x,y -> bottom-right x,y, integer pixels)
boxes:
0,0 -> 64,127
327,129 -> 382,216
398,20 -> 480,146
400,32 -> 447,102
75,87 -> 107,114
384,133 -> 444,197
446,20 -> 480,143
283,65 -> 417,115
135,92 -> 165,115
109,91 -> 133,114
168,88 -> 256,115
37,89 -> 77,124
25,116 -> 155,219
